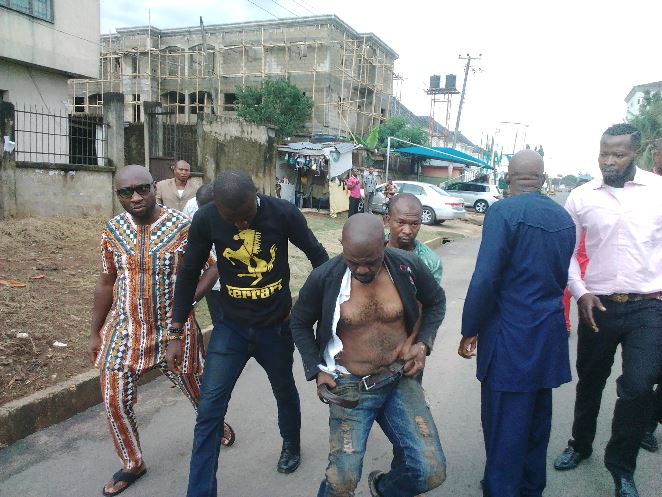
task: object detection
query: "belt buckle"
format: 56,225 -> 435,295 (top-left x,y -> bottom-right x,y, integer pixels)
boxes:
611,293 -> 629,304
361,375 -> 376,391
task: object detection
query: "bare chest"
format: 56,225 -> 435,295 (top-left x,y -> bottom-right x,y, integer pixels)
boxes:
339,273 -> 403,328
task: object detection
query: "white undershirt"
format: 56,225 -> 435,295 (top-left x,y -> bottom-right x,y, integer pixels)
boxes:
318,268 -> 351,377
605,185 -> 625,200
177,188 -> 185,198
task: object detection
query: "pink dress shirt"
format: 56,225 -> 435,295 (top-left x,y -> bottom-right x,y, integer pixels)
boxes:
565,168 -> 662,299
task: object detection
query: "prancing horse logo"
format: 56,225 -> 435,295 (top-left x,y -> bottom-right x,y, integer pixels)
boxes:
222,229 -> 276,286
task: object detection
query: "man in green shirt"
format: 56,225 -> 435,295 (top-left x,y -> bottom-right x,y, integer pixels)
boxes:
385,193 -> 442,282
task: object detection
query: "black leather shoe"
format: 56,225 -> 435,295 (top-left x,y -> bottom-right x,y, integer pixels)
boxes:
614,476 -> 639,497
553,446 -> 587,471
276,439 -> 301,474
640,431 -> 659,452
368,470 -> 384,497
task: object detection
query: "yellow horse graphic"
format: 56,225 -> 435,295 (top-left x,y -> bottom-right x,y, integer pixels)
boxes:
222,229 -> 277,286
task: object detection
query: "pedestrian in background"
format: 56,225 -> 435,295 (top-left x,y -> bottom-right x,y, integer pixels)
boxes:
345,169 -> 362,217
183,184 -> 224,328
363,166 -> 378,213
459,150 -> 575,497
156,160 -> 197,212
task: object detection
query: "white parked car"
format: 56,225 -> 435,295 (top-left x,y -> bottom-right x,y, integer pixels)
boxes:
442,182 -> 502,213
369,180 -> 466,225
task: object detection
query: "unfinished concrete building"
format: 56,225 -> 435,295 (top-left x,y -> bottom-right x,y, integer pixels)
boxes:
70,15 -> 398,139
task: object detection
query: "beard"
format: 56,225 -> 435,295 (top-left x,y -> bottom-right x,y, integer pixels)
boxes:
601,159 -> 636,186
352,272 -> 376,285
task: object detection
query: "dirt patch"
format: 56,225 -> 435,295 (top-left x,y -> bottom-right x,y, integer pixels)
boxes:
0,216 -> 105,406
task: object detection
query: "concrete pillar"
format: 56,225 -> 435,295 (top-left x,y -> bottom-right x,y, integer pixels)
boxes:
143,101 -> 163,170
103,92 -> 125,215
0,102 -> 17,219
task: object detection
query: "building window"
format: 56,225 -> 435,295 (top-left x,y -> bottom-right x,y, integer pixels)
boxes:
74,96 -> 85,113
223,93 -> 237,111
190,91 -> 213,115
131,94 -> 141,122
0,0 -> 54,22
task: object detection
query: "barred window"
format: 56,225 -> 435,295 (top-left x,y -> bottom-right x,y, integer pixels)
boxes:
0,0 -> 54,22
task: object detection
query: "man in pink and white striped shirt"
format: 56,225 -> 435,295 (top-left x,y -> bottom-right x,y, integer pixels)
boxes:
553,124 -> 662,497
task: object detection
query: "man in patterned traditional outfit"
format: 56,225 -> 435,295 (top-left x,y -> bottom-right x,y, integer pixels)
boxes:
87,165 -> 232,496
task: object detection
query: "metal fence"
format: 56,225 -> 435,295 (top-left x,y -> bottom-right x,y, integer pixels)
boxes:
147,110 -> 197,169
14,105 -> 108,166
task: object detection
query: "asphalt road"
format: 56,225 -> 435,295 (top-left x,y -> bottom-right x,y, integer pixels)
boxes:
0,233 -> 659,497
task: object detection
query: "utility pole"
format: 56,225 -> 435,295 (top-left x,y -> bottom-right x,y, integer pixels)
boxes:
452,53 -> 481,149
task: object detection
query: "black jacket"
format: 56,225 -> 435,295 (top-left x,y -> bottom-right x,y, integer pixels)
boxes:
290,247 -> 446,381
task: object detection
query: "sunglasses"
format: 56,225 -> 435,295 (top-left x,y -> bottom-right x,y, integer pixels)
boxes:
116,183 -> 152,199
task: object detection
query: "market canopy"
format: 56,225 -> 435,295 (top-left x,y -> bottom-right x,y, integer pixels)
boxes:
395,146 -> 494,169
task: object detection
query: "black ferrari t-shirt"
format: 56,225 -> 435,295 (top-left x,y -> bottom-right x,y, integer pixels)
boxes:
173,195 -> 328,327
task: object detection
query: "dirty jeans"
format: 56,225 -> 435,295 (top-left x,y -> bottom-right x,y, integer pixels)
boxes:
316,375 -> 446,497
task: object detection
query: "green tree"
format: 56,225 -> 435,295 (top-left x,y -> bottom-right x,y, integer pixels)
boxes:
627,90 -> 662,170
376,115 -> 429,149
235,78 -> 313,137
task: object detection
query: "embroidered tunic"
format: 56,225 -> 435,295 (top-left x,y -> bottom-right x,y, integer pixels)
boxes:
95,207 -> 205,373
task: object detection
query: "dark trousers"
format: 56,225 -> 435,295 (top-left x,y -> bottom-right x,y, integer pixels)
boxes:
569,299 -> 662,478
348,197 -> 361,217
186,319 -> 301,497
204,289 -> 223,328
648,382 -> 662,432
481,385 -> 552,497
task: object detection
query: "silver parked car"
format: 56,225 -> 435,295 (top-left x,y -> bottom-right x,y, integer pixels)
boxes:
442,182 -> 502,213
370,180 -> 466,225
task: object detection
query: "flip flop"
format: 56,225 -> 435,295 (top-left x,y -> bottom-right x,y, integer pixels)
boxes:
102,467 -> 147,496
221,421 -> 235,447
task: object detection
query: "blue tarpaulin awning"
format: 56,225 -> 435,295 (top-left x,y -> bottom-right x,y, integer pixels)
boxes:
395,146 -> 494,169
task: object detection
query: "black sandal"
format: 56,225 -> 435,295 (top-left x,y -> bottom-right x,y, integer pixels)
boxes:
102,467 -> 147,496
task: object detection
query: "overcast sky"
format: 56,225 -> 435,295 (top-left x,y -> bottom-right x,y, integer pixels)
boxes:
100,0 -> 662,176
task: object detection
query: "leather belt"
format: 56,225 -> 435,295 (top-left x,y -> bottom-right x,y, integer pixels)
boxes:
317,360 -> 405,409
603,292 -> 662,304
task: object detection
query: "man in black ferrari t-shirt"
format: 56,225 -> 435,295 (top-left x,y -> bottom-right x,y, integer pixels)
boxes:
168,170 -> 329,497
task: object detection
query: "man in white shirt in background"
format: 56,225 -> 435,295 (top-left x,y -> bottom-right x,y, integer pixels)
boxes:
553,124 -> 662,497
363,166 -> 378,213
183,184 -> 223,328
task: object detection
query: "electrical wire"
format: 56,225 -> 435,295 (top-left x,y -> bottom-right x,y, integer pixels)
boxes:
285,0 -> 317,15
267,0 -> 298,17
244,0 -> 280,19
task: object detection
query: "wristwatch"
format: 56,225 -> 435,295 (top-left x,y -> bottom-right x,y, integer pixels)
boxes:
168,326 -> 184,336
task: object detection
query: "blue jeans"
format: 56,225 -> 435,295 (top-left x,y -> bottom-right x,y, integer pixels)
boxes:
317,375 -> 446,497
186,319 -> 301,497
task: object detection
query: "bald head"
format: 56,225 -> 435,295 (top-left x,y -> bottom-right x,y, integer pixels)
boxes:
115,165 -> 158,223
173,160 -> 191,184
116,164 -> 153,189
506,150 -> 545,195
342,214 -> 385,284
